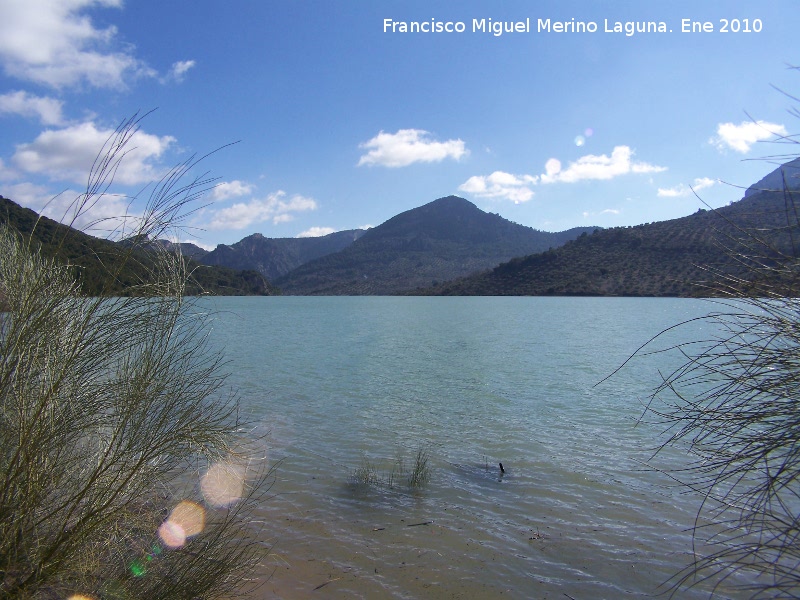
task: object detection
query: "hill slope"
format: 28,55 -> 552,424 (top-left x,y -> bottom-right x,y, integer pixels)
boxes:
745,157 -> 800,197
423,188 -> 800,297
274,195 -> 596,295
0,196 -> 274,296
200,229 -> 365,280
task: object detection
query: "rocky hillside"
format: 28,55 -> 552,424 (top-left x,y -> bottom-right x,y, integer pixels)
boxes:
200,229 -> 365,280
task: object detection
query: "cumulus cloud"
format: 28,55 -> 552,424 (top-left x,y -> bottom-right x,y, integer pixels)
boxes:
211,180 -> 255,202
458,170 -> 538,203
296,226 -> 335,238
657,177 -> 716,198
358,129 -> 467,168
711,120 -> 789,153
207,191 -> 317,230
0,0 -> 155,89
12,121 -> 175,185
4,181 -> 138,235
0,90 -> 64,125
540,146 -> 666,184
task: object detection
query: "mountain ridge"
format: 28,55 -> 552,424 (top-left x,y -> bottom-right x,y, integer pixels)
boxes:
274,195 -> 597,295
200,228 -> 365,280
418,186 -> 800,297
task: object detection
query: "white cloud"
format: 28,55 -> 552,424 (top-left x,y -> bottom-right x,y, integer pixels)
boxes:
459,170 -> 538,203
540,146 -> 666,184
162,59 -> 195,83
583,208 -> 620,218
657,177 -> 716,198
711,120 -> 789,153
2,181 -> 55,211
296,226 -> 335,238
12,121 -> 175,185
4,181 -> 138,235
207,191 -> 317,230
357,129 -> 467,168
211,180 -> 255,201
164,235 -> 215,252
0,90 -> 65,124
0,0 -> 155,89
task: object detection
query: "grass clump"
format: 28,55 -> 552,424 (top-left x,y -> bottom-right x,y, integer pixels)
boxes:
350,446 -> 432,491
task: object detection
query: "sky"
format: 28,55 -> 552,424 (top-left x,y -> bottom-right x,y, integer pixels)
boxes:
0,0 -> 799,250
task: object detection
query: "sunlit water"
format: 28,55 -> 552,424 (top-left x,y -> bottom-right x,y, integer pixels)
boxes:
199,296 -> 757,599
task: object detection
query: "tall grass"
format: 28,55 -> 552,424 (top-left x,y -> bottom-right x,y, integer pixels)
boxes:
351,446 -> 432,491
0,115 -> 269,599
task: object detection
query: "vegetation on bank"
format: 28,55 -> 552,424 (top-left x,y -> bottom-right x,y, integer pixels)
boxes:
0,115 -> 270,599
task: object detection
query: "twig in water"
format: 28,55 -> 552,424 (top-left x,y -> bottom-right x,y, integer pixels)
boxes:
313,577 -> 341,591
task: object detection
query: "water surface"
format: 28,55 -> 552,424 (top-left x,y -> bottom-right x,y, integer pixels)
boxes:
201,297 -> 751,599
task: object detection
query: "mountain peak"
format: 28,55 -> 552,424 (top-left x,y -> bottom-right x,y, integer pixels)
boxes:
419,195 -> 480,213
427,195 -> 475,206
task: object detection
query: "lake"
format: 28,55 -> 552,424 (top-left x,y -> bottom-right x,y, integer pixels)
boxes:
199,296 -> 754,599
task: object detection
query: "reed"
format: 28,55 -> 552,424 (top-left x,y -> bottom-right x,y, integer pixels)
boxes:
350,446 -> 432,490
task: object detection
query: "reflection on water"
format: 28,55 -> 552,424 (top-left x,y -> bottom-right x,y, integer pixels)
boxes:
201,297 -> 754,599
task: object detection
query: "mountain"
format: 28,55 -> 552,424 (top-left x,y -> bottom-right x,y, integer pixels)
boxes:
420,185 -> 800,297
745,157 -> 800,197
200,229 -> 365,280
273,195 -> 597,295
0,196 -> 275,296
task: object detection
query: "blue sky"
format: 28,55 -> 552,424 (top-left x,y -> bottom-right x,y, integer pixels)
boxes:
0,0 -> 798,249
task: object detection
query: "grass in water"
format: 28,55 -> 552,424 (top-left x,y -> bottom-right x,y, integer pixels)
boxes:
350,446 -> 431,490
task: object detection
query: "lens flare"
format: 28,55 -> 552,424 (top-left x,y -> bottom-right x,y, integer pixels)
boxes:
201,462 -> 246,507
158,520 -> 187,549
130,559 -> 146,577
159,500 -> 206,548
170,500 -> 205,536
584,127 -> 594,137
574,135 -> 585,147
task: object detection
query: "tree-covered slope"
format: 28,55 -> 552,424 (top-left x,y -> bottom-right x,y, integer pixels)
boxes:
274,195 -> 597,295
0,196 -> 275,296
423,188 -> 800,297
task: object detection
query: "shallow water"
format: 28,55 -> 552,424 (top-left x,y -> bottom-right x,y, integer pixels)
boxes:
201,296 -> 755,599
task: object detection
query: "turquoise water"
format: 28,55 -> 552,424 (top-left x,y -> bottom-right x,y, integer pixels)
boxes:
201,297 -> 753,599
